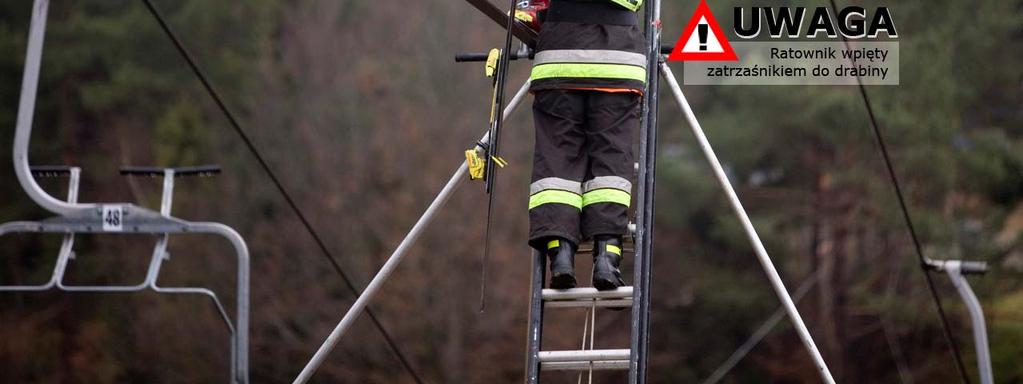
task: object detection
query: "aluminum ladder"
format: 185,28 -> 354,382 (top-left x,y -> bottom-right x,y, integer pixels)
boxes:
525,1 -> 836,383
525,234 -> 645,382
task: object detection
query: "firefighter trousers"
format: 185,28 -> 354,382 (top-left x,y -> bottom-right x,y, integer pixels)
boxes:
528,89 -> 640,250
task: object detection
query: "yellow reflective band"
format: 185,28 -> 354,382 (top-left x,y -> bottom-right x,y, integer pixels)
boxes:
610,0 -> 643,12
547,239 -> 560,250
530,63 -> 647,83
606,244 -> 622,256
514,10 -> 534,23
529,190 -> 583,210
582,188 -> 631,207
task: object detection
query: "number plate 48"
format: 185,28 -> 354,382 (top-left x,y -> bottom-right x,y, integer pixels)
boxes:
102,205 -> 124,232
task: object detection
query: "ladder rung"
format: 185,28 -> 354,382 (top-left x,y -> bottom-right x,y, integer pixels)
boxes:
545,299 -> 632,309
541,360 -> 630,371
537,349 -> 631,363
542,287 -> 633,301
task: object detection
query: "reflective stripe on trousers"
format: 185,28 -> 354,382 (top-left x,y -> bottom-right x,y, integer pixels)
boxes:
529,178 -> 583,210
583,176 -> 632,207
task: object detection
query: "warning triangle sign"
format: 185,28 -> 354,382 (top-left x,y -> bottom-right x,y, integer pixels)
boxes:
668,0 -> 738,62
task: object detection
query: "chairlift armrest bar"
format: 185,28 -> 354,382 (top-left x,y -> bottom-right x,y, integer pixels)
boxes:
958,261 -> 989,275
119,165 -> 222,177
30,165 -> 76,177
924,258 -> 989,276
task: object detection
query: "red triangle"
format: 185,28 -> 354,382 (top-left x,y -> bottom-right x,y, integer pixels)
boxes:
668,0 -> 738,62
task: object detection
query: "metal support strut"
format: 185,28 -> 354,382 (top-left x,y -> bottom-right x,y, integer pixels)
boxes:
926,259 -> 994,384
660,63 -> 836,384
291,80 -> 533,384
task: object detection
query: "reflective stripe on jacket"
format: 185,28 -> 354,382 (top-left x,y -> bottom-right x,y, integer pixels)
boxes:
610,0 -> 643,12
529,0 -> 647,93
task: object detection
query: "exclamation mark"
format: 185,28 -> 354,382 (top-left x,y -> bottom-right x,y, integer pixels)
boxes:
698,24 -> 708,51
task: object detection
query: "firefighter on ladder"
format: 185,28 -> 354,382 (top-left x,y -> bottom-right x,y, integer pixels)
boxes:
522,0 -> 645,291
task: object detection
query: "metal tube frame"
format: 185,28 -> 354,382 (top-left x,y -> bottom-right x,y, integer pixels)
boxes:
14,0 -> 93,216
4,1 -> 250,382
926,259 -> 994,384
0,220 -> 249,384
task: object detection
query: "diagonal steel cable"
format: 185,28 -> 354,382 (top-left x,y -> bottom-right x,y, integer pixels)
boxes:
827,1 -> 971,382
139,1 -> 427,382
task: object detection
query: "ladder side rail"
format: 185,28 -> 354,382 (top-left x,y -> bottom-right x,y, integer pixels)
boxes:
292,80 -> 532,384
525,249 -> 547,384
629,0 -> 662,382
659,63 -> 836,384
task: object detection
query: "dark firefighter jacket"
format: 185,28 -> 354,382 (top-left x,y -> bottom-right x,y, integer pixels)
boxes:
530,0 -> 647,94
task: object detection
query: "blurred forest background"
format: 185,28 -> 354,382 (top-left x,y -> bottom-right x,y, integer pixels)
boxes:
0,0 -> 1021,383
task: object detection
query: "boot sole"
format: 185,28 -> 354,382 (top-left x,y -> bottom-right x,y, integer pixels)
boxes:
592,274 -> 623,291
550,273 -> 577,289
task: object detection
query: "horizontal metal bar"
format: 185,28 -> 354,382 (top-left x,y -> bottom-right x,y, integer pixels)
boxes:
538,349 -> 631,363
545,299 -> 632,309
119,165 -> 221,177
543,287 -> 633,301
541,360 -> 630,371
30,165 -> 77,177
924,258 -> 989,276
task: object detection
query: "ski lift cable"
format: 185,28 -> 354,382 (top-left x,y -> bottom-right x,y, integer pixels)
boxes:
139,1 -> 427,382
827,1 -> 971,383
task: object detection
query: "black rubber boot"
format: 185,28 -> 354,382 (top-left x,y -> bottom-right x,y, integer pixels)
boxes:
546,238 -> 577,289
592,235 -> 625,291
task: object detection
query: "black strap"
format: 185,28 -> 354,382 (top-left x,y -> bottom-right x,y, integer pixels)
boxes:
547,0 -> 638,26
